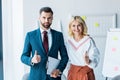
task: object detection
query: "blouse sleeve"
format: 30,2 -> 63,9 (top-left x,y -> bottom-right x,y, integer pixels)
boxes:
87,38 -> 100,69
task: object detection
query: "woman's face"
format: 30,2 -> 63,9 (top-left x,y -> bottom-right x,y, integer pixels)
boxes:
70,21 -> 83,36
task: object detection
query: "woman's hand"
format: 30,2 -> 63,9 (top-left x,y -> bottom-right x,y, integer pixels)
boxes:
84,51 -> 91,65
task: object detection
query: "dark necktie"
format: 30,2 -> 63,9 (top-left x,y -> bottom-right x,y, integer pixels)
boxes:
43,31 -> 48,53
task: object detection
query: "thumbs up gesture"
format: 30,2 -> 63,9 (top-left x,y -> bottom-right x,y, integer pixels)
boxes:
31,50 -> 41,64
84,51 -> 90,65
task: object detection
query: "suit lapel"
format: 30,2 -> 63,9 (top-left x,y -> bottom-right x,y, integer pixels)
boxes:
49,29 -> 56,53
36,29 -> 56,55
36,29 -> 46,55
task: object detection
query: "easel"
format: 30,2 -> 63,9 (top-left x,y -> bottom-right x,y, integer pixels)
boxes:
102,28 -> 120,80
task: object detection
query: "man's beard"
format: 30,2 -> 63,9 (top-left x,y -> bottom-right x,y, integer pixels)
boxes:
41,22 -> 51,29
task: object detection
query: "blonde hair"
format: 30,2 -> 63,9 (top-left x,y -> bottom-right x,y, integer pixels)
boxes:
68,16 -> 88,37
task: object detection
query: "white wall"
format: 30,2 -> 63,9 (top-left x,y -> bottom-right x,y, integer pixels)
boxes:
2,0 -> 120,80
23,0 -> 120,32
2,0 -> 24,80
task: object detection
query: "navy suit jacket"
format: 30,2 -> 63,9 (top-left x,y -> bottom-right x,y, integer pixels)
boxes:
21,28 -> 68,80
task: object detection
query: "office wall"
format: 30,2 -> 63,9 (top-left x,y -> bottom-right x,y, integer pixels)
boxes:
23,0 -> 120,34
2,0 -> 24,80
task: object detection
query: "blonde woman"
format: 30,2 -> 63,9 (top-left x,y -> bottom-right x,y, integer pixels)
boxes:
65,16 -> 100,80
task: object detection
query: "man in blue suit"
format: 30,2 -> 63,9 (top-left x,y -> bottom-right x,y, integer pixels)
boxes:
21,7 -> 68,80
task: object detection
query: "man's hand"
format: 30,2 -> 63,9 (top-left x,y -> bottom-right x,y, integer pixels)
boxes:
50,69 -> 61,78
31,50 -> 41,64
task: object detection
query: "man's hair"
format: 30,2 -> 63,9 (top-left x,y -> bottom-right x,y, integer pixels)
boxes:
39,7 -> 53,15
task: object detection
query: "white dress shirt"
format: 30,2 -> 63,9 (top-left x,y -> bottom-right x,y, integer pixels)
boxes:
40,27 -> 52,51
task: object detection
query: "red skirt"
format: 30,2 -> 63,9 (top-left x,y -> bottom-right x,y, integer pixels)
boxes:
67,64 -> 95,80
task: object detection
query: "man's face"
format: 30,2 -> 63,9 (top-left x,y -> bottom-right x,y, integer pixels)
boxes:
39,11 -> 53,30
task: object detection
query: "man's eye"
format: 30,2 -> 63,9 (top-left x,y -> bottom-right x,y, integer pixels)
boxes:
42,17 -> 46,19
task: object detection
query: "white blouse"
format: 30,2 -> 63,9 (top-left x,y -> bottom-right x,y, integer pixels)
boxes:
63,36 -> 100,78
66,36 -> 100,68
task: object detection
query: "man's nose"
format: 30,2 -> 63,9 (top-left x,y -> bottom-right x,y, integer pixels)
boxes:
45,19 -> 49,22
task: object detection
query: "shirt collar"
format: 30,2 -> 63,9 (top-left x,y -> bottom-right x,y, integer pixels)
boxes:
40,25 -> 51,34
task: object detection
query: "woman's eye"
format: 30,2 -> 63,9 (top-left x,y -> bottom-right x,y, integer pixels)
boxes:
72,25 -> 75,27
